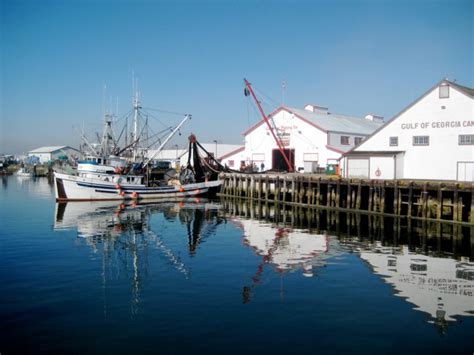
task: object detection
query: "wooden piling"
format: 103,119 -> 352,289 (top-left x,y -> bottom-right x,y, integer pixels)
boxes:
218,173 -> 472,224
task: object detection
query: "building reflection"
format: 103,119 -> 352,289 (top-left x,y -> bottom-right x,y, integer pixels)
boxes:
53,196 -> 474,330
15,175 -> 55,199
54,199 -> 224,317
223,197 -> 474,327
345,240 -> 474,333
234,218 -> 333,275
233,218 -> 342,304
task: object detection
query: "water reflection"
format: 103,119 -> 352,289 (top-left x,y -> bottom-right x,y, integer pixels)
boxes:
353,242 -> 473,333
54,199 -> 224,317
52,197 -> 474,331
236,219 -> 330,275
233,218 -> 343,303
223,198 -> 474,329
12,175 -> 54,199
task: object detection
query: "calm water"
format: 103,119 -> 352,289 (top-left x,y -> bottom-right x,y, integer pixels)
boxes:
1,176 -> 473,355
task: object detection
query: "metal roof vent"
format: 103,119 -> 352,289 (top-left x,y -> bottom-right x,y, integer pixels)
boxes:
365,114 -> 384,122
304,104 -> 329,114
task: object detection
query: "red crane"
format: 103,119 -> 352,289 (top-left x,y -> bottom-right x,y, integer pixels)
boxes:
243,78 -> 294,172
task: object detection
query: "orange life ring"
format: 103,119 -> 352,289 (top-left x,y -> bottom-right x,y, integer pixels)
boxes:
115,183 -> 121,189
131,191 -> 138,199
119,191 -> 125,197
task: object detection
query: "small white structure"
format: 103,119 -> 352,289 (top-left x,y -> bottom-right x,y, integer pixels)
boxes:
28,146 -> 79,163
221,105 -> 383,172
148,143 -> 243,169
342,79 -> 474,181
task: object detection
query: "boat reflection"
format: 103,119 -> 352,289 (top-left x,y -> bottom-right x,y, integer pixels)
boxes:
54,198 -> 224,317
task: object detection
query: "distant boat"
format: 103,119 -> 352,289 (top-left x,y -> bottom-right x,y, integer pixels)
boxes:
17,167 -> 33,177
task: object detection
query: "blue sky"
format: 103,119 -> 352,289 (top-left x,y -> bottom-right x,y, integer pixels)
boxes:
1,0 -> 472,154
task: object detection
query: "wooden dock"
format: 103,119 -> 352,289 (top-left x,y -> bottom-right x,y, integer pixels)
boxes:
218,173 -> 474,225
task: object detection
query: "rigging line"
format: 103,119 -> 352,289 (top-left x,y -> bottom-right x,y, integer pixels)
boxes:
254,86 -> 280,108
114,124 -> 127,148
143,109 -> 186,127
247,95 -> 279,139
141,107 -> 188,116
141,121 -> 173,143
112,108 -> 134,124
144,128 -> 175,150
140,109 -> 170,128
245,91 -> 276,122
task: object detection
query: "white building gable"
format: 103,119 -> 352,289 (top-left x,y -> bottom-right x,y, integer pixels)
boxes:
343,80 -> 474,181
229,105 -> 382,172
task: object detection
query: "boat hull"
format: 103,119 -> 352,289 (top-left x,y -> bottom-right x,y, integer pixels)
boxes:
54,172 -> 221,201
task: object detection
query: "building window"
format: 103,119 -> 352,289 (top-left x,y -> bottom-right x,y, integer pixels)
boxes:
459,134 -> 474,145
389,137 -> 398,146
413,136 -> 429,146
340,136 -> 350,145
354,137 -> 363,145
439,84 -> 449,98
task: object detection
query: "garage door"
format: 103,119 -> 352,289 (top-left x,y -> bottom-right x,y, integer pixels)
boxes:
457,162 -> 474,182
347,158 -> 369,178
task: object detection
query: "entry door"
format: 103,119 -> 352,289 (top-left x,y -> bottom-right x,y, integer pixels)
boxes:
272,149 -> 295,171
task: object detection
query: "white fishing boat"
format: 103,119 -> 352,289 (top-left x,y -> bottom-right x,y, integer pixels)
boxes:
54,171 -> 220,201
17,167 -> 33,177
53,88 -> 222,201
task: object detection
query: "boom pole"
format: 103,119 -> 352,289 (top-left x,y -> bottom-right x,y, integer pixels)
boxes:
243,79 -> 293,172
143,114 -> 191,168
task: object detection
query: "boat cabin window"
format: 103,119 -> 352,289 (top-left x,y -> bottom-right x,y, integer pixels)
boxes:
98,158 -> 102,164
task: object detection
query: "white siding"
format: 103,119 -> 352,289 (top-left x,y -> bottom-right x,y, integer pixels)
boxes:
352,84 -> 474,181
369,156 -> 395,179
395,153 -> 405,179
457,162 -> 474,182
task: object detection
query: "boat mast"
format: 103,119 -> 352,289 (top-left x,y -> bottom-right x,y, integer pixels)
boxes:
243,78 -> 293,172
132,89 -> 140,161
101,112 -> 115,157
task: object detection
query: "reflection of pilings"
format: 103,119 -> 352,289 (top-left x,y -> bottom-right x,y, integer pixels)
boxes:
222,197 -> 472,258
219,173 -> 474,225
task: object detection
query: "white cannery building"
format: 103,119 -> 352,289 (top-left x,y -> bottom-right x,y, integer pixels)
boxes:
220,105 -> 383,172
342,79 -> 474,182
28,146 -> 79,163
